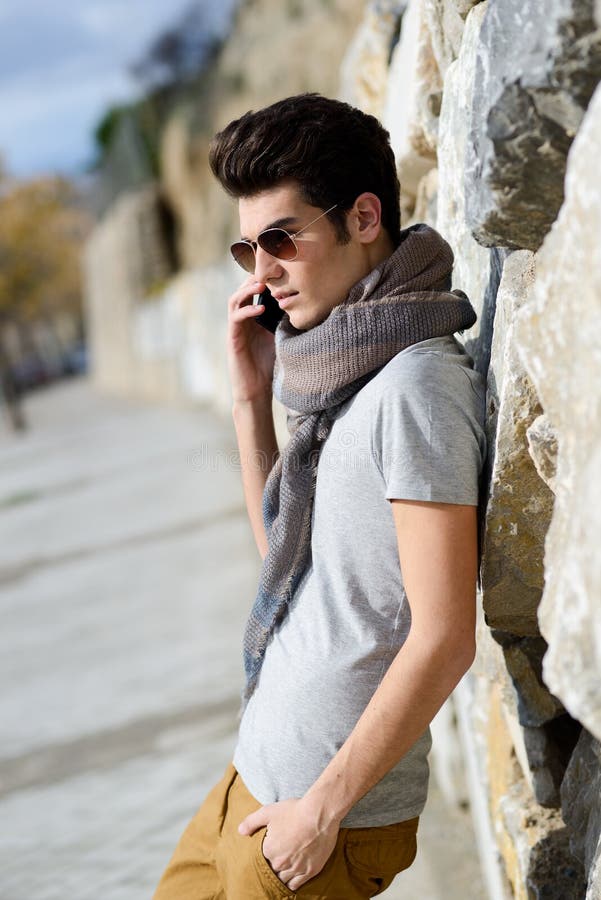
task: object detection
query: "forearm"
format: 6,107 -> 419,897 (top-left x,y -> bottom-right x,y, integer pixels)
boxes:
304,632 -> 475,825
232,394 -> 280,559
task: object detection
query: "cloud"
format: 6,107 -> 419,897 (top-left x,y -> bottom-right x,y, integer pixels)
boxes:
0,63 -> 135,174
0,0 -> 239,176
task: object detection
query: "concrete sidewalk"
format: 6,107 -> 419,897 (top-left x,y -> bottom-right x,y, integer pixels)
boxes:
0,378 -> 485,899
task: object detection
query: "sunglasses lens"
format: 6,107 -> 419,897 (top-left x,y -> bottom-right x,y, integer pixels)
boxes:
230,242 -> 256,273
258,229 -> 297,261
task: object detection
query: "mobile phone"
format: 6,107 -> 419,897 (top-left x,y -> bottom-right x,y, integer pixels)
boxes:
253,287 -> 285,333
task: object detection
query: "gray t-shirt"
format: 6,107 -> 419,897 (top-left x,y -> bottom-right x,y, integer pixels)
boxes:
233,334 -> 487,827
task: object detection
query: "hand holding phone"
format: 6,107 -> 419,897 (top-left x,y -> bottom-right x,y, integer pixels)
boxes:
253,287 -> 285,333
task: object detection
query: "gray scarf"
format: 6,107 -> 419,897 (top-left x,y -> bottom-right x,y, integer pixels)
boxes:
241,223 -> 477,709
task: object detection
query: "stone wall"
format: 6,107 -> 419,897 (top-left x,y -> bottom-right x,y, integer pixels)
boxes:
82,2 -> 601,895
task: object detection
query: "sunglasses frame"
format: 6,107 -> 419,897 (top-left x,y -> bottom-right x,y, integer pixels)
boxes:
230,203 -> 339,273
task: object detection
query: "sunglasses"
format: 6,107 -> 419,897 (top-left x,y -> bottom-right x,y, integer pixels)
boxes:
230,203 -> 338,274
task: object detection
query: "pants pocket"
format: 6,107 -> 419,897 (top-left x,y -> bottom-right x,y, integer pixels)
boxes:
343,818 -> 419,897
254,830 -> 295,898
215,764 -> 238,837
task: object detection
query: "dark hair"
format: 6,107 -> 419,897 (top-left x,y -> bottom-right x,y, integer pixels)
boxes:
208,93 -> 401,246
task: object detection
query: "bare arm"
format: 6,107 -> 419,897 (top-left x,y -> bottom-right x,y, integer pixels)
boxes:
227,278 -> 279,559
239,499 -> 478,890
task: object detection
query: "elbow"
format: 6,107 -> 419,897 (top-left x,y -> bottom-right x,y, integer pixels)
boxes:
457,638 -> 477,675
413,629 -> 477,682
447,630 -> 477,680
441,618 -> 476,668
433,639 -> 475,696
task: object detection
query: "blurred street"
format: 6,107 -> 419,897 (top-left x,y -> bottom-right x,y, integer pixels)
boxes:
0,378 -> 485,900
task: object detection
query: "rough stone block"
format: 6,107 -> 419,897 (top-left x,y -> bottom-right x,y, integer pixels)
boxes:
522,727 -> 562,809
486,685 -> 586,898
526,414 -> 559,495
481,251 -> 555,637
561,729 -> 601,897
525,824 -> 588,899
455,0 -> 484,15
465,0 -> 601,251
522,717 -> 582,809
423,0 -> 468,77
409,167 -> 439,227
383,0 -> 439,215
497,635 -> 565,728
486,632 -> 579,809
587,847 -> 601,900
514,81 -> 601,743
340,0 -> 407,120
436,2 -> 491,348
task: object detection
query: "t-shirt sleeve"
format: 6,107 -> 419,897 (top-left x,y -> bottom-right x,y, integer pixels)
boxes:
370,355 -> 487,505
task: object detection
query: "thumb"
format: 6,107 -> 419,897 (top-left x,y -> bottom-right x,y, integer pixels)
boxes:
238,805 -> 271,836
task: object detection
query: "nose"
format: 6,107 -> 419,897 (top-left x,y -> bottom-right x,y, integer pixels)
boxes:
253,244 -> 285,284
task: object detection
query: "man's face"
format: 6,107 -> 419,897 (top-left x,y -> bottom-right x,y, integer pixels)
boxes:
238,182 -> 371,331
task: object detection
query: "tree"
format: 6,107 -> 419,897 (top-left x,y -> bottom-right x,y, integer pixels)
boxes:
0,175 -> 90,325
129,2 -> 221,94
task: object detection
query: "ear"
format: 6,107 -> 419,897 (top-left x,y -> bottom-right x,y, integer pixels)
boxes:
351,192 -> 383,244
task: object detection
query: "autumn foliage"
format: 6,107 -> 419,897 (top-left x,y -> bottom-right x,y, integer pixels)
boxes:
0,174 -> 91,325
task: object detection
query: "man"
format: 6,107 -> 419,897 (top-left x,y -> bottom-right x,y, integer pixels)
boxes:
154,93 -> 487,899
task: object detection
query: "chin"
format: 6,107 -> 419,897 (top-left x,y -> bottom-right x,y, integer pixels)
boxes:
287,310 -> 306,330
290,309 -> 324,332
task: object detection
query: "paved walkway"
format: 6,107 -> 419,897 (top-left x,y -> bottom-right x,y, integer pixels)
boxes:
0,379 -> 485,899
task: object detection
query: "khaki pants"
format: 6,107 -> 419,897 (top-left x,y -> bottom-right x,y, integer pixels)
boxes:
153,762 -> 419,899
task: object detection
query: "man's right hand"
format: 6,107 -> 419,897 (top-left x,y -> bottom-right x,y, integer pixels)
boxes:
227,279 -> 277,404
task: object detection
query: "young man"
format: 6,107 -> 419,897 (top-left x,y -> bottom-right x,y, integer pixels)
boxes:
154,93 -> 487,899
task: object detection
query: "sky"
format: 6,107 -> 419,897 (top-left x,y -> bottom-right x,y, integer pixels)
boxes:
0,0 -> 239,177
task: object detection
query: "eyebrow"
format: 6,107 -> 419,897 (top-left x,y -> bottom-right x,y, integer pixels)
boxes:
240,216 -> 299,242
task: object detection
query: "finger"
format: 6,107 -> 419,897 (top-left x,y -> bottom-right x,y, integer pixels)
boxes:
287,871 -> 311,891
238,806 -> 271,836
229,294 -> 267,324
231,301 -> 266,321
276,867 -> 296,884
229,281 -> 266,313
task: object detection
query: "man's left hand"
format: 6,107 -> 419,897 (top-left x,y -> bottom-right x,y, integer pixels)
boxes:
238,797 -> 340,891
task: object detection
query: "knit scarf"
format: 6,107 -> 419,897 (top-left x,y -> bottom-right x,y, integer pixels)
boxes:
240,223 -> 477,710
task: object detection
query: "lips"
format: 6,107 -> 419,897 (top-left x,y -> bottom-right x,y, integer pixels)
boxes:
273,291 -> 298,307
